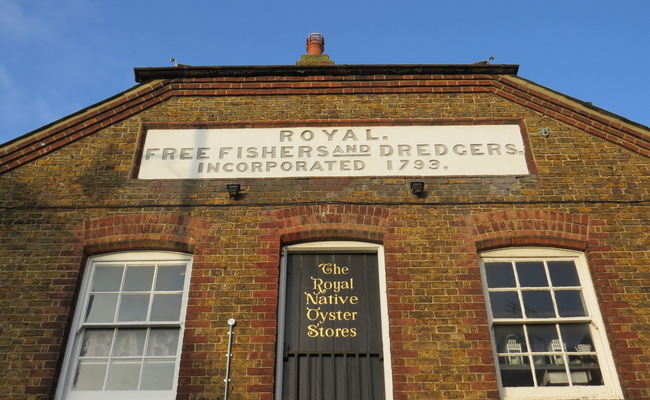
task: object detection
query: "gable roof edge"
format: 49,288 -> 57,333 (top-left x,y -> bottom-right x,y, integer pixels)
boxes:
134,64 -> 520,82
2,68 -> 649,175
495,75 -> 650,156
0,80 -> 171,174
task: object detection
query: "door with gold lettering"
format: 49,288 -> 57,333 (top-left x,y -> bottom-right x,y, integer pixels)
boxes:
280,251 -> 385,400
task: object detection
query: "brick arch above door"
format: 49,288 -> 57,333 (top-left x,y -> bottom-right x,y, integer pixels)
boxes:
266,204 -> 395,244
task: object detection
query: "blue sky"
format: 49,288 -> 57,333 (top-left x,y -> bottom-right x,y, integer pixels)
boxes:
1,0 -> 649,145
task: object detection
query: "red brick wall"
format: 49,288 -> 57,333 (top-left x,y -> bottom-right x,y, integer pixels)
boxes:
0,71 -> 648,399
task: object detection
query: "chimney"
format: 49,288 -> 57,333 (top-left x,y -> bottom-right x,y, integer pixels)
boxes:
296,33 -> 334,66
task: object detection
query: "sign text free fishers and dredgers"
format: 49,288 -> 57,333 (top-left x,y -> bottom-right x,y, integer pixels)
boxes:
138,125 -> 529,179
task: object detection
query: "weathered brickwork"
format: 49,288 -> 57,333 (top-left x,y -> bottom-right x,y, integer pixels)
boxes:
1,65 -> 649,400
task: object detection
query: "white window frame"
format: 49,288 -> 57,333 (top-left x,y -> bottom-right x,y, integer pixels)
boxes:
479,247 -> 623,400
275,241 -> 394,400
55,251 -> 193,400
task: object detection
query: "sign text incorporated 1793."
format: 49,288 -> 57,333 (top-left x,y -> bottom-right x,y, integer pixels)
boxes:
138,125 -> 530,179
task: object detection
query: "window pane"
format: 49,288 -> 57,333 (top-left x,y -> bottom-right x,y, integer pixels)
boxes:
548,261 -> 580,287
568,354 -> 603,385
80,329 -> 114,357
556,290 -> 587,317
91,266 -> 123,292
485,262 -> 515,288
156,264 -> 186,291
150,294 -> 182,321
522,291 -> 555,318
141,360 -> 176,390
532,355 -> 547,366
500,361 -> 534,387
534,363 -> 563,386
147,328 -> 180,356
527,324 -> 559,354
516,261 -> 548,287
494,325 -> 527,354
73,360 -> 107,390
105,360 -> 141,390
559,324 -> 594,351
117,294 -> 150,321
490,292 -> 522,318
540,369 -> 570,386
123,265 -> 155,291
85,294 -> 118,323
112,329 -> 146,356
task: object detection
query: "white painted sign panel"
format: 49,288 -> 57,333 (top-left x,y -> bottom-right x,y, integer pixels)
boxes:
138,125 -> 529,179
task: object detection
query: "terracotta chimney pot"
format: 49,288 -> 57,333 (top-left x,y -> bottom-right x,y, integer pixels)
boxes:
306,33 -> 325,55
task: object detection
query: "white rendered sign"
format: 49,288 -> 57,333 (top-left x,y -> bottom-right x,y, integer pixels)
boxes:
138,125 -> 529,179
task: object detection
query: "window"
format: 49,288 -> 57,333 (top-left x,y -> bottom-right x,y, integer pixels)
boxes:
56,252 -> 192,400
276,242 -> 393,400
479,248 -> 622,399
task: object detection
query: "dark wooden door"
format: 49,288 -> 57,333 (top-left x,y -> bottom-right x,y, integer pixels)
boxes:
282,252 -> 385,400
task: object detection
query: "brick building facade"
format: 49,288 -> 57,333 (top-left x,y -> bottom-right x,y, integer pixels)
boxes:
1,42 -> 649,400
